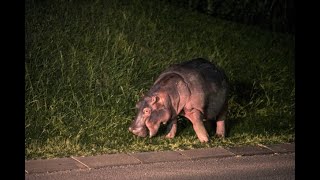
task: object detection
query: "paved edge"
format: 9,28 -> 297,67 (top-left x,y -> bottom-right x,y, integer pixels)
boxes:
25,143 -> 295,174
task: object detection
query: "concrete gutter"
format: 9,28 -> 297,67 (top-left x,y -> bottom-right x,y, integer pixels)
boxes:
25,143 -> 294,174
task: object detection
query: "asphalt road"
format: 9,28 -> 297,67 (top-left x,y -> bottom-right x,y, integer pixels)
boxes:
26,153 -> 294,180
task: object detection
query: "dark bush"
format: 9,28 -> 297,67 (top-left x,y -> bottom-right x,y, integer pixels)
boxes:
165,0 -> 295,33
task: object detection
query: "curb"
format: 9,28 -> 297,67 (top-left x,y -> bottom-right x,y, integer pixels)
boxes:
25,143 -> 294,174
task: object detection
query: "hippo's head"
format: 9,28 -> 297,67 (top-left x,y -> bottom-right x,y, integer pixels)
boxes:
129,95 -> 171,138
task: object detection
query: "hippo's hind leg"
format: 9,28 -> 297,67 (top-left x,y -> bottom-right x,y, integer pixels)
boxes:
165,118 -> 177,139
215,102 -> 228,138
184,109 -> 209,143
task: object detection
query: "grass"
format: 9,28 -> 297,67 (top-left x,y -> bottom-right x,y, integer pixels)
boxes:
25,0 -> 295,160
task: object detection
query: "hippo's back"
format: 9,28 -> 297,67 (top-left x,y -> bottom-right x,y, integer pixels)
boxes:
156,58 -> 228,91
155,58 -> 228,119
177,58 -> 227,88
154,58 -> 228,119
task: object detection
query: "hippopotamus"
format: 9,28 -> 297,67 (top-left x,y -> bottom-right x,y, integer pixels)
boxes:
129,58 -> 228,142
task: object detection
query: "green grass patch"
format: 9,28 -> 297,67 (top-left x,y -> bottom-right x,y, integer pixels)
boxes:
25,0 -> 295,160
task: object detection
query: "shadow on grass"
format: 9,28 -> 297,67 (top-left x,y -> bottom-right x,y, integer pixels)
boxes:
225,80 -> 259,136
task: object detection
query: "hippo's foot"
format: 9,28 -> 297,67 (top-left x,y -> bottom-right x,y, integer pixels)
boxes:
214,133 -> 225,138
194,124 -> 209,142
198,135 -> 209,143
165,132 -> 175,139
164,118 -> 177,139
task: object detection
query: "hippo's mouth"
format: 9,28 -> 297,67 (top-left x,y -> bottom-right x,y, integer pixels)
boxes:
149,129 -> 156,138
146,122 -> 162,138
129,126 -> 148,138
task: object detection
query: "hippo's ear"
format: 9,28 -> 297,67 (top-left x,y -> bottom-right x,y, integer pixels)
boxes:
151,96 -> 158,105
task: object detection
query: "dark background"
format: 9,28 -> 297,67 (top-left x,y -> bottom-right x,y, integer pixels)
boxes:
165,0 -> 295,34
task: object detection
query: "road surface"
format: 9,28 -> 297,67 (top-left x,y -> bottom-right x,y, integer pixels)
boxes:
26,153 -> 294,180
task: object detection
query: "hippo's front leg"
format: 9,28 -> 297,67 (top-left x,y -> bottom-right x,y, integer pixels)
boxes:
184,109 -> 209,143
165,118 -> 177,139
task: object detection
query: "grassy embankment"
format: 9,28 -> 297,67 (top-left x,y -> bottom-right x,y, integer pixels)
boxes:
25,0 -> 295,159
